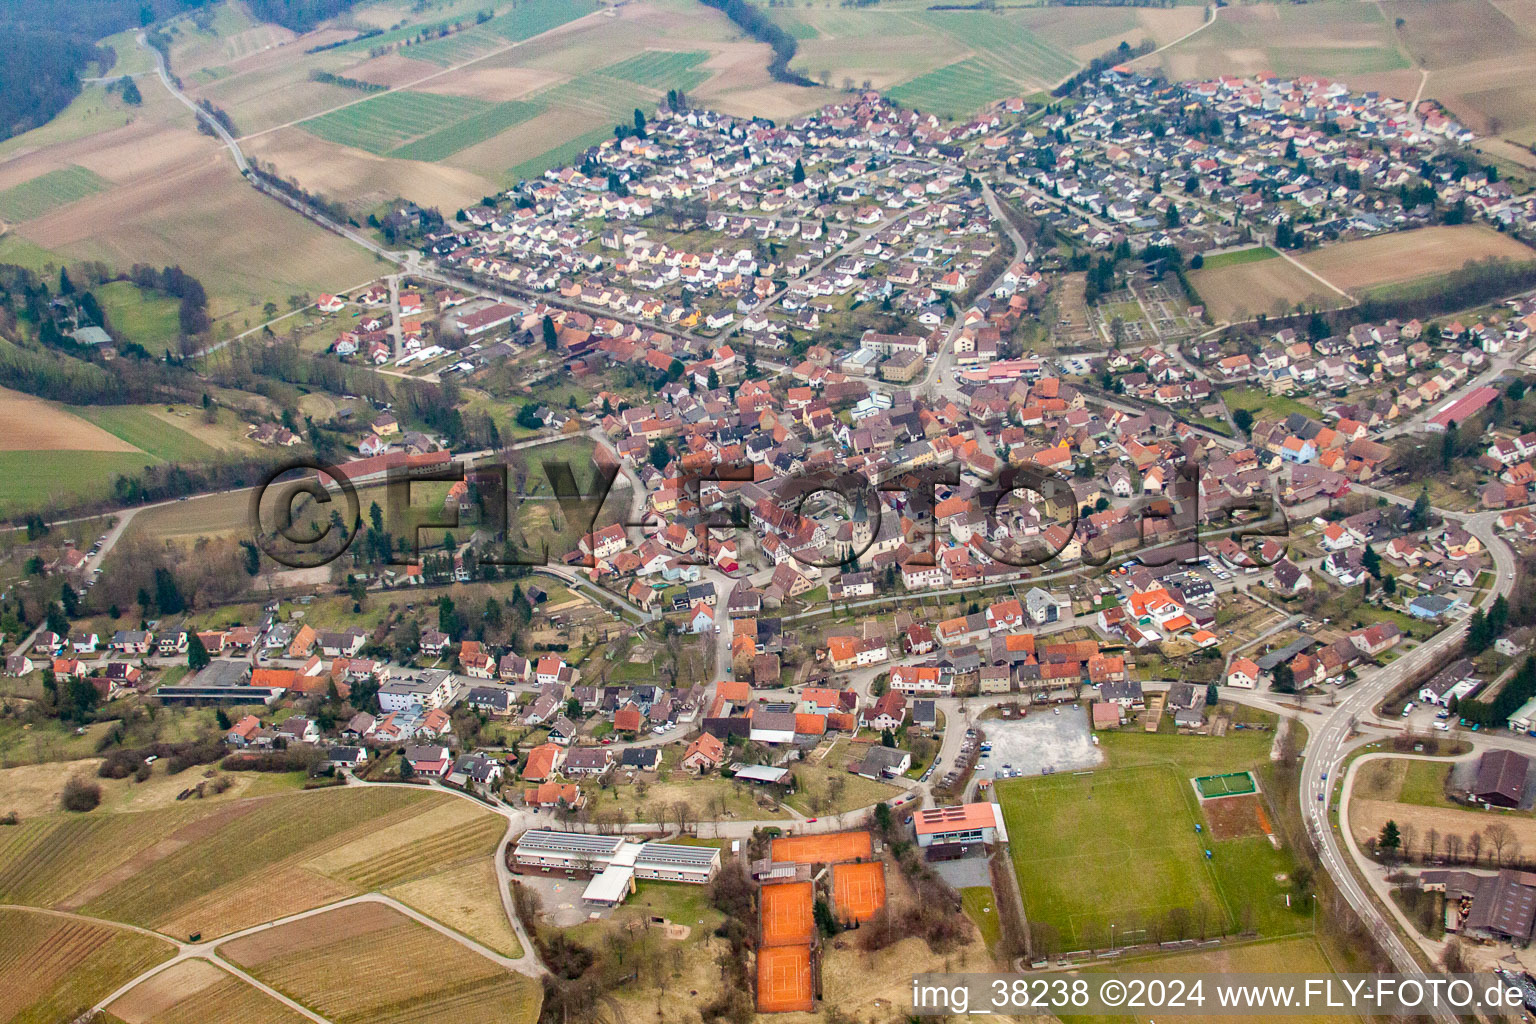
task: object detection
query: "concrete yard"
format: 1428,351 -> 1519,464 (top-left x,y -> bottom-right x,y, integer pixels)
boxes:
976,706 -> 1103,781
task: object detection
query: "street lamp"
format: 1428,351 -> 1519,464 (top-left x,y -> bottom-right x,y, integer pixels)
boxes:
1110,923 -> 1115,949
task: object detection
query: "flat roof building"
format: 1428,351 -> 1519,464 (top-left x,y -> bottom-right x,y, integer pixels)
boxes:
514,830 -> 721,895
513,830 -> 625,872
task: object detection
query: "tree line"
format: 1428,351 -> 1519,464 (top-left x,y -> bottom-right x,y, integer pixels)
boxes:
308,69 -> 385,92
246,0 -> 361,33
698,0 -> 817,87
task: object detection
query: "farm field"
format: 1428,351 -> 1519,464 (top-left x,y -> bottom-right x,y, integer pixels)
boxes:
888,59 -> 1015,117
232,0 -> 794,204
1298,224 -> 1536,294
0,387 -> 261,514
0,786 -> 503,941
219,901 -> 542,1024
298,91 -> 540,162
601,49 -> 712,91
0,908 -> 174,1024
778,4 -> 1202,108
0,67 -> 378,323
0,165 -> 109,223
18,151 -> 382,325
0,386 -> 141,453
1066,937 -> 1353,1024
106,958 -> 312,1024
1190,253 -> 1341,323
1393,0 -> 1536,144
1199,247 -> 1278,271
0,451 -> 152,517
386,859 -> 523,958
74,406 -> 222,462
1152,3 -> 1409,83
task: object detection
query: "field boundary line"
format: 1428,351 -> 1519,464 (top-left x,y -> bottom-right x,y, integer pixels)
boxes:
200,955 -> 337,1024
1134,4 -> 1223,63
1275,246 -> 1353,301
237,5 -> 613,143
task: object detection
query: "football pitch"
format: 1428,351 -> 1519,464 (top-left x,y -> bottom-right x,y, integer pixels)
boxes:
997,765 -> 1230,949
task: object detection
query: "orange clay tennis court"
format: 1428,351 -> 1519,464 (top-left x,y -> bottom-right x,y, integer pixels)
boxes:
831,861 -> 886,924
760,881 -> 816,947
770,830 -> 872,865
757,944 -> 814,1012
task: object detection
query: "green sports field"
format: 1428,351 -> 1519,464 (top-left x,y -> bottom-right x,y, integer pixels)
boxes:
0,165 -> 108,223
1195,771 -> 1257,798
998,762 -> 1307,949
998,765 -> 1227,949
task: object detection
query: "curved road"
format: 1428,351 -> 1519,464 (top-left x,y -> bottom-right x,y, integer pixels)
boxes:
1299,502 -> 1515,1017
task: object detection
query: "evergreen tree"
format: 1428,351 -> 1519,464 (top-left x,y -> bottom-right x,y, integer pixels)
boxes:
1361,544 -> 1381,579
186,631 -> 210,671
153,567 -> 185,614
1410,488 -> 1431,531
1377,819 -> 1401,858
542,314 -> 558,351
240,540 -> 260,576
792,158 -> 805,184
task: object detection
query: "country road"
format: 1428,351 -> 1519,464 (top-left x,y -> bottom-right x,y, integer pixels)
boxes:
1296,504 -> 1515,1021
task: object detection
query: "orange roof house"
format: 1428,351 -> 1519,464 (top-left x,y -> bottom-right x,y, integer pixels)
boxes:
522,742 -> 564,782
287,623 -> 318,658
251,667 -> 298,691
717,680 -> 752,702
614,704 -> 644,733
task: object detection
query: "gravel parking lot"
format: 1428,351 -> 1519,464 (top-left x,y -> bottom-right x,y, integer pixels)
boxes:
514,872 -> 601,927
977,707 -> 1103,780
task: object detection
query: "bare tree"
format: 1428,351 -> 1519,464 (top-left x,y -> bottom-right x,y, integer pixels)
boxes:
672,799 -> 694,834
1399,824 -> 1418,864
1468,830 -> 1483,866
1441,936 -> 1468,973
1445,832 -> 1463,865
1426,827 -> 1439,863
1486,822 -> 1514,866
